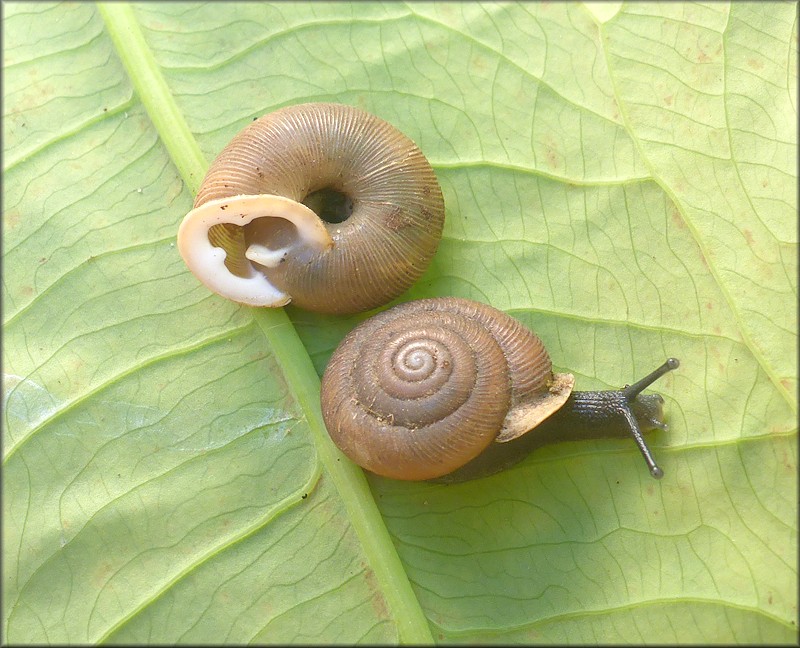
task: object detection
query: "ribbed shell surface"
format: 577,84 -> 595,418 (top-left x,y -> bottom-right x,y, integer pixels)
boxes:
320,297 -> 555,480
195,103 -> 445,314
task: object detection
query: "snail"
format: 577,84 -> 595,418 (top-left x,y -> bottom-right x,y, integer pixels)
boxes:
320,297 -> 679,482
178,103 -> 445,314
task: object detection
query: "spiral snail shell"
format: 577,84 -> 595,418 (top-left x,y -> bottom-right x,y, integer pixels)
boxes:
320,297 -> 679,482
178,103 -> 445,314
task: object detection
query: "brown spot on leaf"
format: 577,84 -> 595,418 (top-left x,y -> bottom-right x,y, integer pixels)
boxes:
361,561 -> 390,620
669,205 -> 686,229
471,53 -> 488,72
5,209 -> 21,229
696,49 -> 711,63
541,136 -> 562,170
90,561 -> 115,588
779,445 -> 795,473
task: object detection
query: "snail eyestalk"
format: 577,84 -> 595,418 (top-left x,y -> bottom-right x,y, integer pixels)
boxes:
621,358 -> 679,479
622,358 -> 680,401
534,358 -> 679,481
620,406 -> 664,479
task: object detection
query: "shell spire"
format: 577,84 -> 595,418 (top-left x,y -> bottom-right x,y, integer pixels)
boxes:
320,297 -> 572,480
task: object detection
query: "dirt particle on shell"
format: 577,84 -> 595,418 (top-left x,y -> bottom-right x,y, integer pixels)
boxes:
384,206 -> 413,231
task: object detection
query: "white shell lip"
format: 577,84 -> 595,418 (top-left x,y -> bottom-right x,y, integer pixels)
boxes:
177,194 -> 334,307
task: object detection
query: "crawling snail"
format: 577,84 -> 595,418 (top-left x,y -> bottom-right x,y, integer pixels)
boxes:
320,297 -> 679,482
177,103 -> 445,314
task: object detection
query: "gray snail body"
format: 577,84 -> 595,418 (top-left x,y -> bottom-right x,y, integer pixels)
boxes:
320,297 -> 679,482
178,103 -> 445,314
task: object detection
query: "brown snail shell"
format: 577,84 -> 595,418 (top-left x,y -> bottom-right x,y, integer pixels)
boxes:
321,297 -> 679,482
320,297 -> 575,480
178,103 -> 445,314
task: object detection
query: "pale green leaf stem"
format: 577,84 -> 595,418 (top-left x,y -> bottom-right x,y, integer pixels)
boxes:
97,2 -> 433,643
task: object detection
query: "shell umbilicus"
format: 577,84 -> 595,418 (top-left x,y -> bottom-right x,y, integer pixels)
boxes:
178,103 -> 445,314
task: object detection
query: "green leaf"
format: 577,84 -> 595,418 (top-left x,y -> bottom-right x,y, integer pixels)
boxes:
3,1 -> 796,644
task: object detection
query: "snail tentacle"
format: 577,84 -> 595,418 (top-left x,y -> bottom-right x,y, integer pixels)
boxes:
439,359 -> 679,483
619,358 -> 680,478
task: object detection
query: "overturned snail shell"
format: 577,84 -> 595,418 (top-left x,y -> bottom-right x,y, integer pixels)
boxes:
178,103 -> 445,314
320,297 -> 678,482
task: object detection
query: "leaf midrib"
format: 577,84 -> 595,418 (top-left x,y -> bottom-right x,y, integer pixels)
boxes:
97,2 -> 433,643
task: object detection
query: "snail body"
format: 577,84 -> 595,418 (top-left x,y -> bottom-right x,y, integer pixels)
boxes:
178,103 -> 445,314
320,297 -> 678,482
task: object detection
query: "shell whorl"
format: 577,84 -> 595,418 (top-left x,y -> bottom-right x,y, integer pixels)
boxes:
180,103 -> 445,314
320,297 -> 574,480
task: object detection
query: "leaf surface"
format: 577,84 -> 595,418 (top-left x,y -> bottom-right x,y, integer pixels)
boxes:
3,2 -> 796,644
